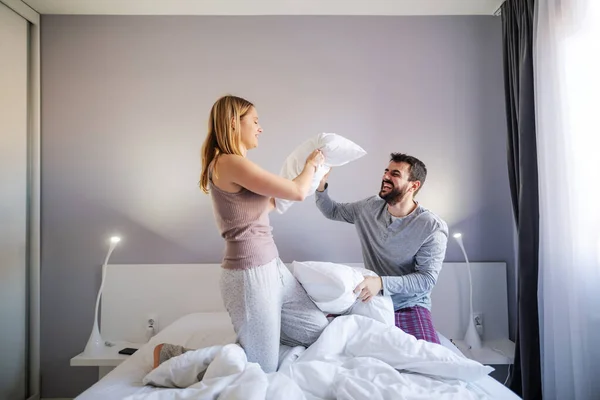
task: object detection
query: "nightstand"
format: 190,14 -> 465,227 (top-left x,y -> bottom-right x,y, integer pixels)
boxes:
451,338 -> 515,383
70,341 -> 144,379
451,338 -> 515,364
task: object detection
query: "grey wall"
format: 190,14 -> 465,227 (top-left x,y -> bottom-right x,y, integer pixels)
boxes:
41,15 -> 513,397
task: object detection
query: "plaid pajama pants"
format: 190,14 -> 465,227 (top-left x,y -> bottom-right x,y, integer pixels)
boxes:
394,306 -> 440,344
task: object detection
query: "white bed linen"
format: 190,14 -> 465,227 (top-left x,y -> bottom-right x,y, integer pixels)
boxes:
437,335 -> 520,400
75,312 -> 521,400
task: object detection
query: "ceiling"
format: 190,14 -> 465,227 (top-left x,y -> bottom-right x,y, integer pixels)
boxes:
21,0 -> 505,16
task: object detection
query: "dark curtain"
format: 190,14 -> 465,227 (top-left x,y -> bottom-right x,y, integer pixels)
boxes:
501,0 -> 542,399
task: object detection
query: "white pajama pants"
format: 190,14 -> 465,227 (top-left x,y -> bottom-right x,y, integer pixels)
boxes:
220,257 -> 328,373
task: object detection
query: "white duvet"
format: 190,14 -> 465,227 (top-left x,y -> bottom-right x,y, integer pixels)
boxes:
124,315 -> 494,400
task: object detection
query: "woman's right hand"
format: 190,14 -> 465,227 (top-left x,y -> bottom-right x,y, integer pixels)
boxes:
305,149 -> 325,171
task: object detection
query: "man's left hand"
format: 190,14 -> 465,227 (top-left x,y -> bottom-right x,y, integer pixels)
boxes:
354,276 -> 383,302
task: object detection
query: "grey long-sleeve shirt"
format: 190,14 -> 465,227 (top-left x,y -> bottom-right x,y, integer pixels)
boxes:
315,187 -> 448,311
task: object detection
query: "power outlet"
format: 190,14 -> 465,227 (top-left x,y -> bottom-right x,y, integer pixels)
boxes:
147,313 -> 159,331
473,312 -> 483,337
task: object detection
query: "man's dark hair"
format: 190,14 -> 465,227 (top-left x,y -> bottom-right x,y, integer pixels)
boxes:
390,153 -> 427,192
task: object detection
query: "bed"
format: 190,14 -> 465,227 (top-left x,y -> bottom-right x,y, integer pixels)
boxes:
74,262 -> 521,400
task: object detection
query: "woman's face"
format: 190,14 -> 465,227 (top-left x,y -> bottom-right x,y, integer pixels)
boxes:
239,107 -> 263,151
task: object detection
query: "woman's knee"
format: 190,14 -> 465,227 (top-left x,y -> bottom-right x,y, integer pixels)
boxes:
240,336 -> 279,373
307,317 -> 328,345
293,313 -> 328,347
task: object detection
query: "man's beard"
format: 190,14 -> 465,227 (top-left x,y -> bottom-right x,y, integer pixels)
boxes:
378,181 -> 407,205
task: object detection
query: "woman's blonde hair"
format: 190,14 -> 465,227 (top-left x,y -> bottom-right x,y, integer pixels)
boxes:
199,95 -> 254,193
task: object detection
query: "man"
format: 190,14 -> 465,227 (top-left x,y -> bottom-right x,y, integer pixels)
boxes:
315,153 -> 448,344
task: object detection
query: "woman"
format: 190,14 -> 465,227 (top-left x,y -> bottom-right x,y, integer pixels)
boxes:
154,95 -> 328,373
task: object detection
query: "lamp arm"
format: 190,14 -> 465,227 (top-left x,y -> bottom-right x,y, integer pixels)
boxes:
457,242 -> 474,317
102,243 -> 116,267
92,244 -> 116,329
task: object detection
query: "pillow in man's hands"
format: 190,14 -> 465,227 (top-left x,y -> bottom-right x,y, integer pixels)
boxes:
348,267 -> 395,326
290,261 -> 394,326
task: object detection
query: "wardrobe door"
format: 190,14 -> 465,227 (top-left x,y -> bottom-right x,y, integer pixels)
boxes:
0,2 -> 29,399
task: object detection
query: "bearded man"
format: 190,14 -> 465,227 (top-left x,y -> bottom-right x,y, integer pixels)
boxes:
314,153 -> 448,344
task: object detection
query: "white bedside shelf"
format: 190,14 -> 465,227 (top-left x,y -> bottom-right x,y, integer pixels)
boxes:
451,338 -> 515,365
70,341 -> 145,379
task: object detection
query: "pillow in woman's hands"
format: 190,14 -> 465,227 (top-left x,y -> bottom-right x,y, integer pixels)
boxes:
275,133 -> 366,214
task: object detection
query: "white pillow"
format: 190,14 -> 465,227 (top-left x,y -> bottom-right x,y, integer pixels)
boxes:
348,268 -> 395,326
290,260 -> 363,314
275,133 -> 366,214
290,261 -> 395,326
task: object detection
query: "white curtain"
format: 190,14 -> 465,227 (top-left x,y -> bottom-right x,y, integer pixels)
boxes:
534,0 -> 600,399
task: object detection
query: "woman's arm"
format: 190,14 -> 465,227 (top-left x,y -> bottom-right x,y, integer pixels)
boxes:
267,197 -> 276,212
217,150 -> 323,201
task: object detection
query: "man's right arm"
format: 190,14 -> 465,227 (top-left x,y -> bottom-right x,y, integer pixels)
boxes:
315,183 -> 358,224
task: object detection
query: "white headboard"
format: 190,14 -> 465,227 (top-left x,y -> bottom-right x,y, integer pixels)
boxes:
101,262 -> 509,344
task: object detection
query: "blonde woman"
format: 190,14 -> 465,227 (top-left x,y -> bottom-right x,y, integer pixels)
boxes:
154,95 -> 328,373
